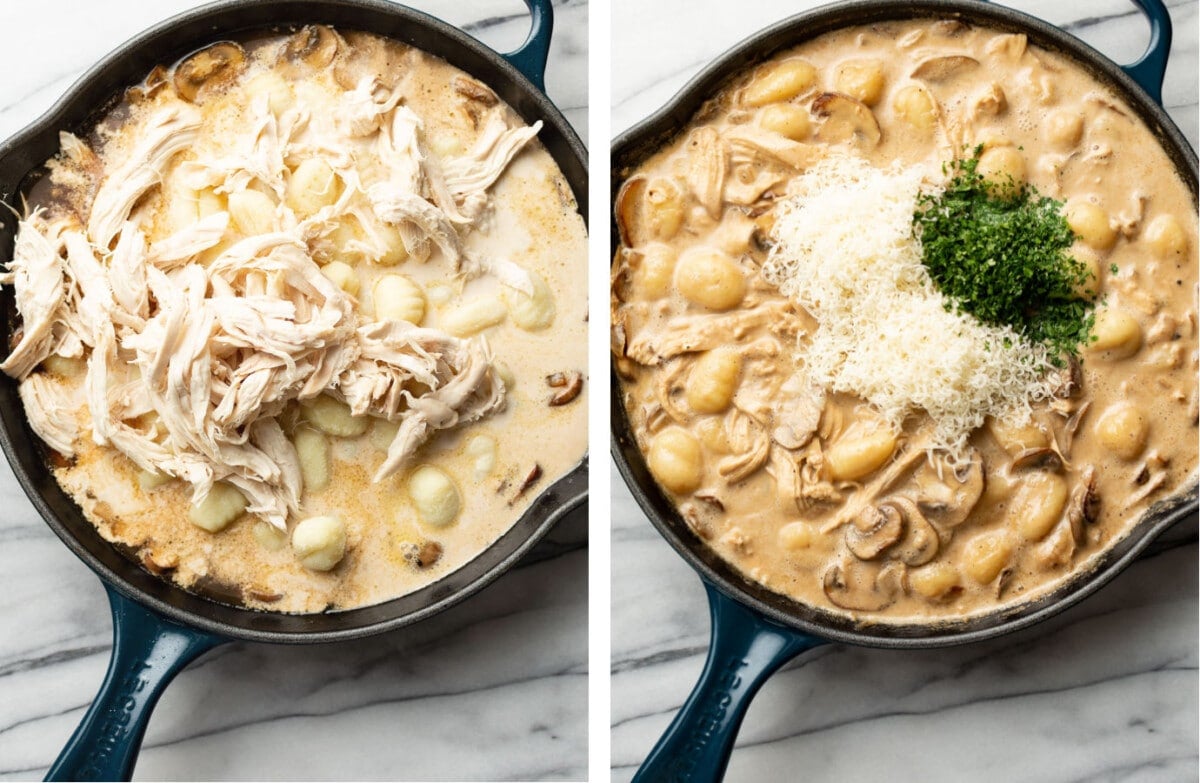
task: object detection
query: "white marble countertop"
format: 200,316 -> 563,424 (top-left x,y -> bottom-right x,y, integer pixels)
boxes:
0,1 -> 588,780
611,1 -> 1198,781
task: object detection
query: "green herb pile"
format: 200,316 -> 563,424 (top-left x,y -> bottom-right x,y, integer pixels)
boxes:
913,151 -> 1094,360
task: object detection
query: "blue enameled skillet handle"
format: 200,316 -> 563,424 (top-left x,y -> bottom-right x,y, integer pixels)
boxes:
502,0 -> 554,93
45,585 -> 226,782
632,581 -> 827,783
1122,0 -> 1172,105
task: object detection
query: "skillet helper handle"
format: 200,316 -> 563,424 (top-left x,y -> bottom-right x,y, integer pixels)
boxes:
45,585 -> 226,782
1122,0 -> 1172,105
502,0 -> 554,92
633,581 -> 827,783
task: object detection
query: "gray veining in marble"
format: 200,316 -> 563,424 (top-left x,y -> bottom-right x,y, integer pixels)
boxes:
0,1 -> 588,780
611,1 -> 1198,781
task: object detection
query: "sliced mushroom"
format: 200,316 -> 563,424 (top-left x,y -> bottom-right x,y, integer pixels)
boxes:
911,55 -> 979,83
822,560 -> 902,611
615,175 -> 648,247
401,539 -> 443,568
930,19 -> 970,37
1061,400 -> 1091,455
1010,447 -> 1063,472
452,75 -> 498,106
811,93 -> 881,148
282,25 -> 341,68
684,126 -> 727,219
846,502 -> 904,560
1065,465 -> 1099,542
718,409 -> 771,483
914,450 -> 985,529
174,42 -> 246,103
887,497 -> 940,566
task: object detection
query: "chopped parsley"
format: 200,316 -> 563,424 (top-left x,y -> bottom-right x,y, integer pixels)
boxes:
913,151 -> 1094,361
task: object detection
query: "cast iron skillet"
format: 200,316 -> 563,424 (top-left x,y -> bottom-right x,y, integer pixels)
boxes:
610,1 -> 1197,780
0,0 -> 587,779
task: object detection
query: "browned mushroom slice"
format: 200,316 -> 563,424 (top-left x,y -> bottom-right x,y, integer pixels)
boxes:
615,175 -> 686,247
174,42 -> 247,103
930,19 -> 971,37
615,175 -> 648,247
718,409 -> 771,483
1065,465 -> 1099,542
282,25 -> 341,68
401,539 -> 443,569
684,126 -> 727,219
914,450 -> 985,529
1061,400 -> 1091,454
822,560 -> 902,611
845,502 -> 903,560
1010,447 -> 1063,472
452,75 -> 498,106
887,497 -> 940,566
911,55 -> 980,83
811,93 -> 881,148
547,370 -> 584,406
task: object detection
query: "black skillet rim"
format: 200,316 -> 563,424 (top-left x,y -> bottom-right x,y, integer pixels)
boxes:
0,0 -> 589,644
611,0 -> 1199,649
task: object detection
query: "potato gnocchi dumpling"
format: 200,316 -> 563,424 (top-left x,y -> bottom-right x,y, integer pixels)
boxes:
613,18 -> 1197,624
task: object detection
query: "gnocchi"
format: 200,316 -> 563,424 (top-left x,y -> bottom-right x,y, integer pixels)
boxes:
892,85 -> 937,130
834,59 -> 885,106
291,515 -> 347,571
758,104 -> 811,140
374,274 -> 426,324
1065,200 -> 1117,250
674,247 -> 746,311
1143,214 -> 1188,258
503,270 -> 556,331
1010,472 -> 1069,541
1089,308 -> 1142,358
300,394 -> 370,437
286,158 -> 341,218
647,427 -> 703,494
293,426 -> 330,493
1094,402 -> 1148,460
686,348 -> 742,414
228,189 -> 277,237
188,482 -> 248,533
743,59 -> 817,106
825,428 -> 896,481
637,244 -> 678,298
408,465 -> 462,527
321,260 -> 361,296
962,532 -> 1014,585
441,296 -> 508,336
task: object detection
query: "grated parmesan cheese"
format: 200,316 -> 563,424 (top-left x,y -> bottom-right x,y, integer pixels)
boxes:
762,153 -> 1063,457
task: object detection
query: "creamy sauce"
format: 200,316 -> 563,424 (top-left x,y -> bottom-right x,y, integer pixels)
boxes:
13,28 -> 587,613
613,20 -> 1197,623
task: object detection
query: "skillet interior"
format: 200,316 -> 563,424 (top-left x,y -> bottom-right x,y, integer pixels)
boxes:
611,0 -> 1198,648
0,0 -> 589,643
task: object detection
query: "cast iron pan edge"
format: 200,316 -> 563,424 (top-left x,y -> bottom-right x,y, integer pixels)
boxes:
0,1 -> 586,779
611,1 -> 1196,780
611,0 -> 1197,652
0,0 -> 587,645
